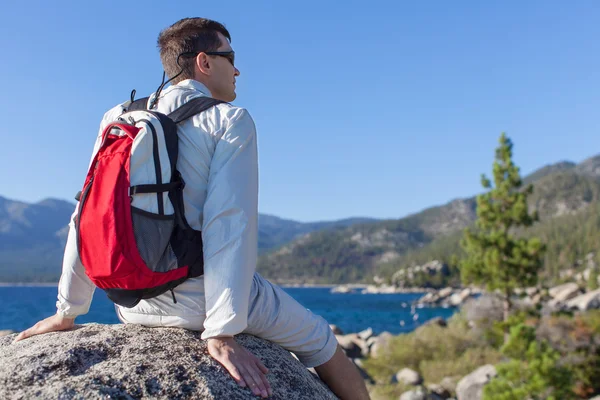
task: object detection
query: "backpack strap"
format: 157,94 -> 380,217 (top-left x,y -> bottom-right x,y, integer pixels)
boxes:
127,97 -> 150,111
168,96 -> 225,124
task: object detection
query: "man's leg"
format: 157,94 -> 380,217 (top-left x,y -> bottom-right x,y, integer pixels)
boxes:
244,273 -> 370,400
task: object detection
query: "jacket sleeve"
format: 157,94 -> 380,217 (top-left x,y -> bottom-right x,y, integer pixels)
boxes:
55,206 -> 96,317
200,107 -> 259,340
55,135 -> 100,318
55,103 -> 126,317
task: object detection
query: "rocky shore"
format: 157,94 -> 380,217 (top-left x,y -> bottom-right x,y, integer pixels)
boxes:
333,282 -> 600,400
328,254 -> 600,400
331,320 -> 500,400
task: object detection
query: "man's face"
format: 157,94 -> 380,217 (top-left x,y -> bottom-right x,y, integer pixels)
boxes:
204,32 -> 240,102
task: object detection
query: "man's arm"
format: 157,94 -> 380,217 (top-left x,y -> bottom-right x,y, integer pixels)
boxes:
14,103 -> 125,343
201,106 -> 258,340
199,107 -> 271,398
14,210 -> 95,342
55,208 -> 96,318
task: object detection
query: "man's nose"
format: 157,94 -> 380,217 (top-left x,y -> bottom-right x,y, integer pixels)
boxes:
234,67 -> 240,76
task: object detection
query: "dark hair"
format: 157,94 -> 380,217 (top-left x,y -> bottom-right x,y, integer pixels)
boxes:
157,18 -> 231,84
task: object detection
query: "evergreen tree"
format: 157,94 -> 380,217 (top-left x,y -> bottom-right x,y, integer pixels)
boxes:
459,133 -> 545,342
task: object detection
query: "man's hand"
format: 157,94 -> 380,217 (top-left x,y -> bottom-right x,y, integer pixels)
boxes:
207,336 -> 272,398
13,314 -> 75,343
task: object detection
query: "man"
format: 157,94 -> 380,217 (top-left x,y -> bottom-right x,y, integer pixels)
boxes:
14,17 -> 370,400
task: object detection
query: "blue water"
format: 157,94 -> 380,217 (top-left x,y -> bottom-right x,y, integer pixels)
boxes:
0,286 -> 456,335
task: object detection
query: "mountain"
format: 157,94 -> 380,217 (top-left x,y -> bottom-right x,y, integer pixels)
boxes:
0,196 -> 376,282
258,214 -> 378,252
0,198 -> 74,282
257,154 -> 600,284
522,161 -> 576,186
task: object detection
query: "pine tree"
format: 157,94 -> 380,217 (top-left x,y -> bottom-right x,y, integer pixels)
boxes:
460,133 -> 545,343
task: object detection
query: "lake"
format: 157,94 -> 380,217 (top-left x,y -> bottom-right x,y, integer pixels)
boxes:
0,285 -> 456,335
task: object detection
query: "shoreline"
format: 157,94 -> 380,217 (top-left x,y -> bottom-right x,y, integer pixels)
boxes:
0,282 -> 59,287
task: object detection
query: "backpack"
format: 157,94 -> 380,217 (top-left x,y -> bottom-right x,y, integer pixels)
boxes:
74,95 -> 224,308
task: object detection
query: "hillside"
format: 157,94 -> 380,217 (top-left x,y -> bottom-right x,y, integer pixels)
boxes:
258,155 -> 600,284
258,214 -> 377,252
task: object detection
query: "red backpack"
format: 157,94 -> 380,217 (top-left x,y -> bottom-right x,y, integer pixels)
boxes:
75,95 -> 223,307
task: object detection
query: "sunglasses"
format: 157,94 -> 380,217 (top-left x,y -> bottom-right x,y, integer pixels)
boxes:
204,51 -> 235,67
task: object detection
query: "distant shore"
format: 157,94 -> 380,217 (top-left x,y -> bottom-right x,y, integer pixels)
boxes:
277,283 -> 363,288
0,282 -> 59,287
0,282 -> 348,289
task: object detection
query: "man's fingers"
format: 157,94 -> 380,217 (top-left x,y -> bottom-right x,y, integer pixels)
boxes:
13,330 -> 30,343
242,362 -> 269,398
255,361 -> 272,397
255,358 -> 269,375
12,315 -> 74,344
238,364 -> 262,397
221,359 -> 245,386
206,337 -> 270,397
13,324 -> 40,343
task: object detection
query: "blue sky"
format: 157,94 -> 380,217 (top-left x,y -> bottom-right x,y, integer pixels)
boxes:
1,1 -> 599,222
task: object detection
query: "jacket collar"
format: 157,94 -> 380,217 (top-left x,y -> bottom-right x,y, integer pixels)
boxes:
172,79 -> 213,97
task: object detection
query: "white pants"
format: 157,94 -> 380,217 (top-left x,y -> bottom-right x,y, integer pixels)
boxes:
116,273 -> 338,368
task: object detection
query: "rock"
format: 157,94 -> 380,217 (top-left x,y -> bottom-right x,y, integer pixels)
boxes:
394,368 -> 423,386
560,268 -> 575,280
449,288 -> 472,306
456,365 -> 497,400
438,287 -> 454,300
463,294 -> 503,333
369,331 -> 393,358
331,285 -> 352,294
366,335 -> 379,349
583,267 -> 593,281
400,386 -> 427,400
525,287 -> 539,296
358,327 -> 373,341
1,324 -> 336,400
439,376 -> 459,394
531,293 -> 542,305
566,289 -> 600,311
0,330 -> 15,337
418,292 -> 438,304
549,282 -> 581,302
329,324 -> 343,335
428,383 -> 451,399
422,317 -> 447,328
336,334 -> 366,358
541,299 -> 570,316
360,284 -> 401,294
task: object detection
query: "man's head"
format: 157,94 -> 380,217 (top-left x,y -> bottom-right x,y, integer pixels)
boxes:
157,18 -> 240,102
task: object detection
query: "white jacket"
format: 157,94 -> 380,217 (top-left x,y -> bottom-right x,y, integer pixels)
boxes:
56,79 -> 259,339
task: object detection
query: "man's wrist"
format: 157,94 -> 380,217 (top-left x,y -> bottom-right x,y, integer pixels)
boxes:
55,311 -> 76,321
207,335 -> 234,341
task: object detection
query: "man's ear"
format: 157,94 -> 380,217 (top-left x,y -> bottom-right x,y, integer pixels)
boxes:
195,53 -> 211,76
